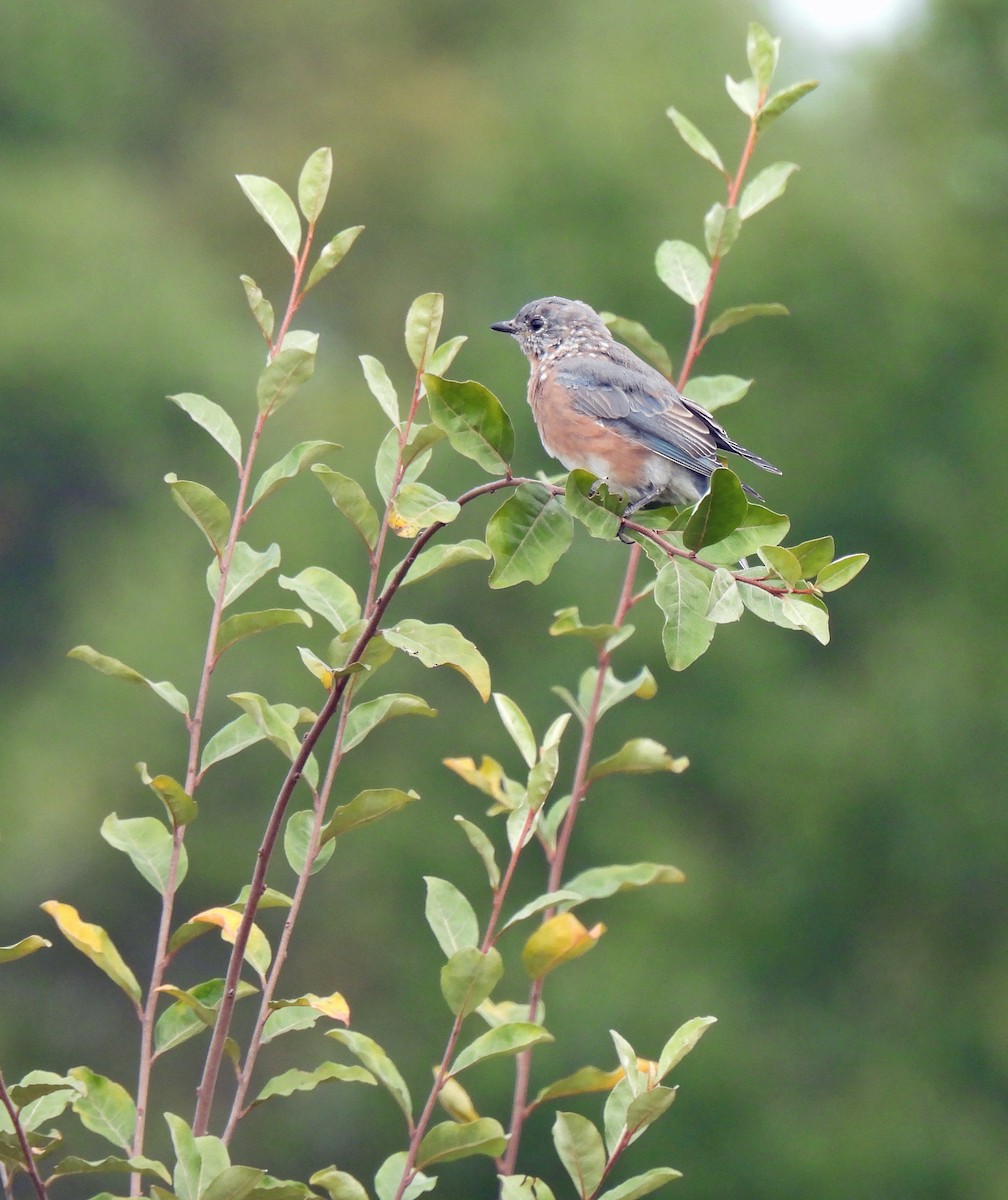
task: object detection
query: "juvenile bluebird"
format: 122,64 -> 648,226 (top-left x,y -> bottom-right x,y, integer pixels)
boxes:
491,297 -> 780,516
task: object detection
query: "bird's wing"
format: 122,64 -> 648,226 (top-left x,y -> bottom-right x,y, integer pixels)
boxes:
558,353 -> 781,476
555,354 -> 722,476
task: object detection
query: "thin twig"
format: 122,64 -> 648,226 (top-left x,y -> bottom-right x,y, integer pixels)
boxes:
193,474 -> 531,1133
500,543 -> 642,1175
0,1073 -> 48,1200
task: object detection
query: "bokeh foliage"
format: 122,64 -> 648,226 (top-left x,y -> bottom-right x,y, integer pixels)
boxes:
1,1 -> 1007,1198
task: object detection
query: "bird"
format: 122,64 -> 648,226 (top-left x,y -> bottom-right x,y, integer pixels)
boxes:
491,296 -> 780,517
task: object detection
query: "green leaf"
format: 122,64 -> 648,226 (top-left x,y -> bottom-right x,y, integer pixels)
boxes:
236,174 -> 301,258
705,568 -> 744,623
655,558 -> 716,671
450,1022 -> 553,1075
304,225 -> 365,294
788,536 -> 835,579
394,538 -> 491,589
700,504 -> 789,564
740,587 -> 830,644
549,606 -> 622,647
101,814 -> 186,895
655,240 -> 710,306
342,693 -> 436,752
251,1063 -> 374,1110
562,863 -> 686,905
313,465 -> 380,551
817,553 -> 869,592
134,765 -> 197,829
725,73 -> 759,116
168,394 -> 242,467
424,375 -> 514,473
374,422 -> 445,500
46,1154 -> 171,1183
389,481 -> 460,537
228,692 -> 300,760
706,303 -> 789,339
206,541 -> 281,609
164,1112 -> 207,1200
564,470 -> 622,539
310,1168 -> 369,1200
250,441 -> 340,509
440,947 -> 503,1018
426,335 -> 468,378
424,876 -> 479,958
0,935 -> 51,964
385,618 -> 491,701
658,1015 -> 717,1079
278,567 -> 360,633
359,355 -> 400,426
625,1086 -> 678,1135
320,788 -> 420,845
0,1073 -> 79,1136
68,1068 -> 136,1152
738,162 -> 799,220
415,1118 -> 506,1168
491,692 -> 536,768
453,816 -> 500,890
588,740 -> 689,783
405,293 -> 444,371
202,1165 -> 265,1200
42,903 -> 140,1004
154,979 -> 257,1055
374,1153 -> 435,1200
703,202 -> 741,258
200,703 -> 312,774
757,543 -> 804,585
680,375 -> 752,412
746,22 -> 779,88
682,468 -> 748,551
664,107 -> 725,176
502,890 -> 581,931
487,482 -> 573,588
500,1177 -> 557,1200
327,1031 -> 413,1125
553,1111 -> 606,1200
257,339 -> 318,415
297,147 -> 332,223
164,475 -> 231,555
261,1007 -> 321,1045
225,693 -> 319,788
283,809 -> 334,876
531,1066 -> 624,1108
239,275 -> 275,341
756,79 -> 819,133
215,608 -> 310,657
597,1168 -> 682,1200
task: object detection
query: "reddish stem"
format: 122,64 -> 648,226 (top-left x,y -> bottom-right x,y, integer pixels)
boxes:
0,1072 -> 48,1200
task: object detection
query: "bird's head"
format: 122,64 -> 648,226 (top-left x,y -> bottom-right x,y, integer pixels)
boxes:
491,296 -> 612,362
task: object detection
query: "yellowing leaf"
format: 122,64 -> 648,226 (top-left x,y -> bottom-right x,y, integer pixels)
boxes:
521,914 -> 605,980
41,901 -> 140,1004
189,907 -> 272,979
270,992 -> 350,1024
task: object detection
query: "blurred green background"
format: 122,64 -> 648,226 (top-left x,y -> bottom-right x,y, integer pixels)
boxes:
2,0 -> 1007,1197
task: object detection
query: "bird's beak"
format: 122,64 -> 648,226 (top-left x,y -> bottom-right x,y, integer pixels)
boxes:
490,319 -> 517,335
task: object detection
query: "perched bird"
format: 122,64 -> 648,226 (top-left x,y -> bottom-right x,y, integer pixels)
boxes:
491,296 -> 780,514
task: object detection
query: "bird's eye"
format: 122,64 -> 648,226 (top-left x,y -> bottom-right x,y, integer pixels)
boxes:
528,316 -> 545,332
